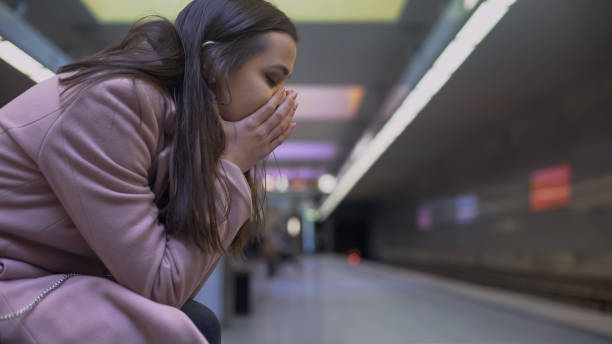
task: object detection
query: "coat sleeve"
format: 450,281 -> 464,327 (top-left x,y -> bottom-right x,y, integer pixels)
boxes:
37,77 -> 252,307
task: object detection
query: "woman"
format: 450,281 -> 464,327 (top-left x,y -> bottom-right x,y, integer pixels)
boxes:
0,0 -> 298,343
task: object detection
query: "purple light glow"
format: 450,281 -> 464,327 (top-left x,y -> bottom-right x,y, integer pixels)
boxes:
455,194 -> 479,224
267,167 -> 327,180
269,141 -> 338,161
417,205 -> 432,231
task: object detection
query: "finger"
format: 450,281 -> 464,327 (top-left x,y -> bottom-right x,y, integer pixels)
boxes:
247,88 -> 288,128
268,103 -> 296,143
261,91 -> 297,136
268,101 -> 298,143
271,123 -> 296,150
261,96 -> 295,139
270,123 -> 296,150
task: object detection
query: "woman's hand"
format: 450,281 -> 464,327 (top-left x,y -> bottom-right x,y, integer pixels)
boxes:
221,88 -> 299,172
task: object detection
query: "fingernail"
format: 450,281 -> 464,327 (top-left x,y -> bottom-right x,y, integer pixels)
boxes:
291,91 -> 298,99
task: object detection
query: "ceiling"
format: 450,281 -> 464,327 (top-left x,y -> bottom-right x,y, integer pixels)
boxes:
5,0 -> 608,218
349,0 -> 612,202
0,0 -> 450,199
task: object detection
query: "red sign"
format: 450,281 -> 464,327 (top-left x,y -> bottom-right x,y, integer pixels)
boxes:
530,164 -> 571,212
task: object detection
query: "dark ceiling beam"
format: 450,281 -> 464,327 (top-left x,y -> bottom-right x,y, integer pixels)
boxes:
0,0 -> 72,72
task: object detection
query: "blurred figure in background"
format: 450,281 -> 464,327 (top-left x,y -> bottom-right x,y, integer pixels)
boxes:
261,207 -> 303,278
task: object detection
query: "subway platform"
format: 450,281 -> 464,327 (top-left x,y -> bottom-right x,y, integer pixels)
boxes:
223,255 -> 612,344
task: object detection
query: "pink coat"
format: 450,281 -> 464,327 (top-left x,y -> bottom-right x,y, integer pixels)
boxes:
0,74 -> 252,343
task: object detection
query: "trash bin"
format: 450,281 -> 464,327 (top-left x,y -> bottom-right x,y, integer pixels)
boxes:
234,270 -> 250,314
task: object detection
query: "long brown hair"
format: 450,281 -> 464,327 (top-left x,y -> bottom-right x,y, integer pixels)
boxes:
57,0 -> 298,256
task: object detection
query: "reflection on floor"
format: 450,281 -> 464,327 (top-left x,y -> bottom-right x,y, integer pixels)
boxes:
222,255 -> 612,344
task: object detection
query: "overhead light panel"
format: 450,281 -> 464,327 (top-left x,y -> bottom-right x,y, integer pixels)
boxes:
269,0 -> 407,23
80,0 -> 190,23
267,167 -> 328,181
287,85 -> 365,121
81,0 -> 407,23
0,35 -> 54,83
269,141 -> 339,161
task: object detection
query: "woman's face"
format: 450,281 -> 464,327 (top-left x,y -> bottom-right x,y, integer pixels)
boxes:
216,31 -> 297,122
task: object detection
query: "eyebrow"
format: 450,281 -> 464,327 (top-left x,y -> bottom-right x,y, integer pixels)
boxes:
270,64 -> 292,79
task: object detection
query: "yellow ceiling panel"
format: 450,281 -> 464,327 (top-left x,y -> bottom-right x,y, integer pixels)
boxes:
269,0 -> 408,23
81,0 -> 191,23
81,0 -> 408,24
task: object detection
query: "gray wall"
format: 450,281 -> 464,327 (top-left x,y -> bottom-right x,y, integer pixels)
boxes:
369,70 -> 612,280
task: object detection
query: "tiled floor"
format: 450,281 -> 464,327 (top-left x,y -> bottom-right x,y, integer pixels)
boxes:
222,255 -> 612,344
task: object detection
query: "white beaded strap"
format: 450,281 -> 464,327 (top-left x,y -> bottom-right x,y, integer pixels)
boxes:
0,273 -> 78,321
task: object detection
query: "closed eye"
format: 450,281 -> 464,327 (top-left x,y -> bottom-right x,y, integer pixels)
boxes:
266,75 -> 278,87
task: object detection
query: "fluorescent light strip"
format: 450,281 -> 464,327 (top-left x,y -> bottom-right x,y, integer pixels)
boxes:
0,35 -> 55,83
317,0 -> 516,220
